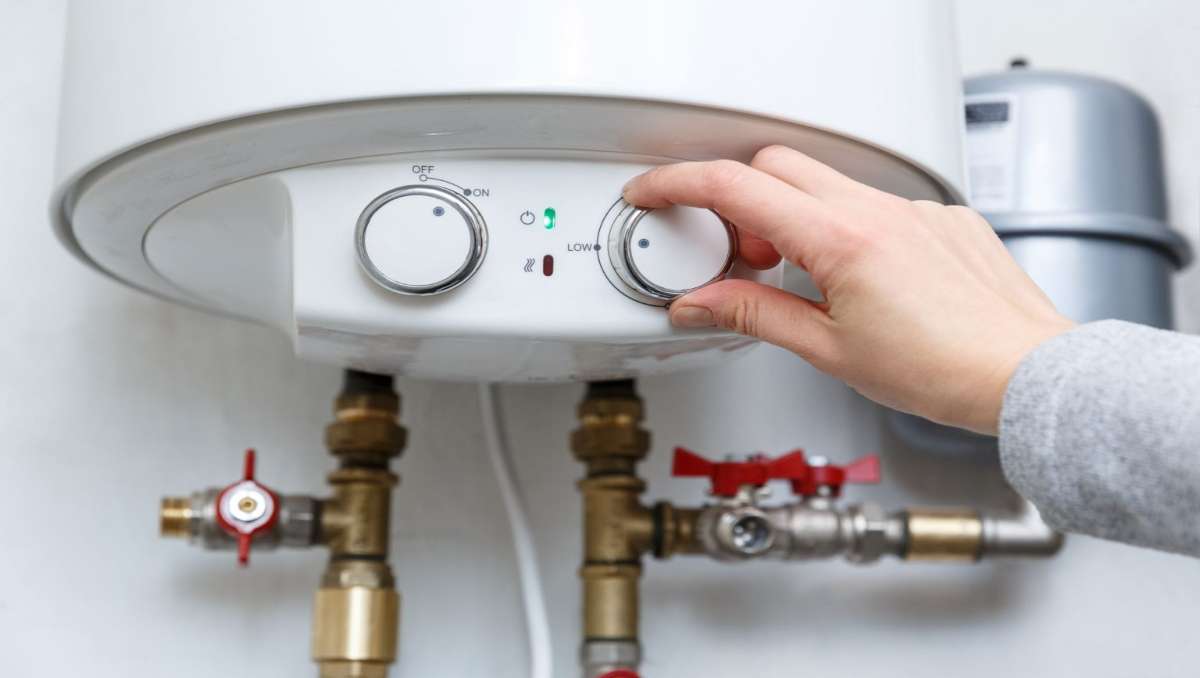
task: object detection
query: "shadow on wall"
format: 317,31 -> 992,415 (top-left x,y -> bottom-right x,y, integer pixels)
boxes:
646,560 -> 1025,629
877,411 -> 1021,512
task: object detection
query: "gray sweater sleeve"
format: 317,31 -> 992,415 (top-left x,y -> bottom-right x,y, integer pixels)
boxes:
999,320 -> 1200,556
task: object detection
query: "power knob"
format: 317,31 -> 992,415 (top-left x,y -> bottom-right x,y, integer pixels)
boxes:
355,184 -> 488,295
600,199 -> 737,305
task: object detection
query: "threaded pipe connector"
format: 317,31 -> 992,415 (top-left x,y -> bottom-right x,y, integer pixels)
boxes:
160,496 -> 193,538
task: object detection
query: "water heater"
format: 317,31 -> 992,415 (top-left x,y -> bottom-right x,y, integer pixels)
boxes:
52,0 -> 966,381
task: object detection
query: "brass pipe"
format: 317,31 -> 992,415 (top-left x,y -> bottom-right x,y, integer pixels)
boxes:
904,507 -> 984,561
313,370 -> 405,678
571,380 -> 702,678
581,563 -> 642,640
313,560 -> 399,678
572,379 -> 652,659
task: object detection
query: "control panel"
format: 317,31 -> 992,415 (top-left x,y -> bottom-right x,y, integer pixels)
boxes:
201,152 -> 782,380
354,180 -> 738,306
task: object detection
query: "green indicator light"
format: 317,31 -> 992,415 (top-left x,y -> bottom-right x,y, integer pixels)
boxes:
543,207 -> 556,230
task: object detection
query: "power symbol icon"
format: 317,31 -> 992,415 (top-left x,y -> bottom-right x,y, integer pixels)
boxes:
519,210 -> 536,226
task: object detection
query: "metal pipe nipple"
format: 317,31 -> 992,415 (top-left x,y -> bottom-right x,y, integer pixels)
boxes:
159,496 -> 193,538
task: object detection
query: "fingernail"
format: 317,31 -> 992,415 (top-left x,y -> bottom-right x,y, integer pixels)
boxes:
670,305 -> 715,328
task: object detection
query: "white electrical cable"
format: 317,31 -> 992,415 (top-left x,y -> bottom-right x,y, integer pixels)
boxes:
477,382 -> 554,678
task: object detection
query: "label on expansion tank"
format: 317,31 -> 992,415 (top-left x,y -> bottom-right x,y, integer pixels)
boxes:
964,95 -> 1018,212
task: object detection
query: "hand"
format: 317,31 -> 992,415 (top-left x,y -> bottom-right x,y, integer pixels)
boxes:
623,146 -> 1075,435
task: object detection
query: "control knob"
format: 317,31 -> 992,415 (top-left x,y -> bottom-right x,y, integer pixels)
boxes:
601,200 -> 737,304
355,184 -> 488,295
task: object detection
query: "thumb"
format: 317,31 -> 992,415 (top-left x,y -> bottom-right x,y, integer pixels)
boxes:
669,279 -> 836,363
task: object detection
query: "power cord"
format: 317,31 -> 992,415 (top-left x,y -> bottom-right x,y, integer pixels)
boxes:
477,382 -> 553,678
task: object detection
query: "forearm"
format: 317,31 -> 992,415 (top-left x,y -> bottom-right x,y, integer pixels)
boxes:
999,320 -> 1200,556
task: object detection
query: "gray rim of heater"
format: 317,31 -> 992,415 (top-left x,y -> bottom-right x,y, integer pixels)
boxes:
615,206 -> 738,301
354,184 -> 489,295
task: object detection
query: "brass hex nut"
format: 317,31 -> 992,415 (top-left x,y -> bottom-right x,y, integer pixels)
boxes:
577,396 -> 643,423
325,418 -> 407,459
326,467 -> 400,487
570,426 -> 650,461
571,392 -> 651,462
334,392 -> 400,417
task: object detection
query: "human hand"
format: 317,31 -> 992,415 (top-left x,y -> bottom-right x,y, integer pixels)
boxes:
623,146 -> 1075,434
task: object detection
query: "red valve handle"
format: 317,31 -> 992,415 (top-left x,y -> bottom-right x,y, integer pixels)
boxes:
673,447 -> 809,497
790,453 -> 881,498
672,447 -> 881,498
597,672 -> 640,678
214,449 -> 280,566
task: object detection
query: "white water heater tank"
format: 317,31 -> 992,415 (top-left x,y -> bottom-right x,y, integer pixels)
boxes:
52,0 -> 966,381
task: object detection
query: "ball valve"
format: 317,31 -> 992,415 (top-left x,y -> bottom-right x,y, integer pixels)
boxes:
214,449 -> 280,566
671,447 -> 891,561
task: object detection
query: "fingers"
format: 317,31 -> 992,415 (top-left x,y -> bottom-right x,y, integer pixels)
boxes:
669,279 -> 837,365
735,228 -> 782,269
623,159 -> 837,267
748,145 -> 872,201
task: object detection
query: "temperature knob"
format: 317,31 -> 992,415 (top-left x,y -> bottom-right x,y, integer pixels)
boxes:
602,200 -> 737,304
355,184 -> 488,295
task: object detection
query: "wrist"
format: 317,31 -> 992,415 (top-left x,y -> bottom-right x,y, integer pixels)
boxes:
961,314 -> 1077,435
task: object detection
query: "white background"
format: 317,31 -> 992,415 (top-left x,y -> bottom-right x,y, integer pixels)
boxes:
1,1 -> 1198,676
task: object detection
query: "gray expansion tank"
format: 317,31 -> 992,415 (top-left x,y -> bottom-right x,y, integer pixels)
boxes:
890,66 -> 1192,453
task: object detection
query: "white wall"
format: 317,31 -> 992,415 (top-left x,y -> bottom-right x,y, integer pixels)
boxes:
1,1 -> 1197,676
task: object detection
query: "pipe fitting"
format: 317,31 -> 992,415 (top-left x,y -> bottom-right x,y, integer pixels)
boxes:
905,507 -> 984,561
313,560 -> 400,678
313,370 -> 405,678
320,468 -> 398,558
581,639 -> 641,678
651,503 -> 702,558
160,370 -> 408,677
903,501 -> 1063,560
981,501 -> 1065,557
325,372 -> 405,467
696,501 -> 905,562
581,563 -> 642,640
159,496 -> 192,538
843,503 -> 904,563
571,381 -> 650,475
577,471 -> 652,642
573,380 -> 656,675
159,489 -> 319,550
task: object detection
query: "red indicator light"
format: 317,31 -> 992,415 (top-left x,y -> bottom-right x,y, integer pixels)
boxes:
542,255 -> 554,277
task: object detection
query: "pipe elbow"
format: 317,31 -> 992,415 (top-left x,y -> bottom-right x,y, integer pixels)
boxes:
981,501 -> 1065,558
